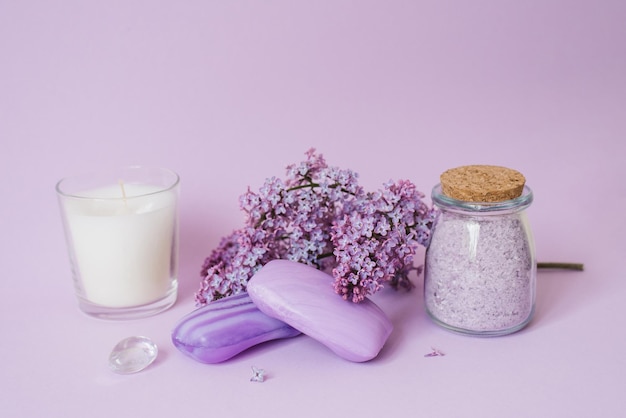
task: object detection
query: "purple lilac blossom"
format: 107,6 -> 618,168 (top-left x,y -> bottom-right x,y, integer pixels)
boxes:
195,149 -> 434,306
331,180 -> 436,302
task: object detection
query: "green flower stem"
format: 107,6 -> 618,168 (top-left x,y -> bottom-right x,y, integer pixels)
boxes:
537,262 -> 584,271
287,181 -> 355,195
287,183 -> 318,192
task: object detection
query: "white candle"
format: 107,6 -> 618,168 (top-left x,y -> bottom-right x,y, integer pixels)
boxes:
63,184 -> 177,308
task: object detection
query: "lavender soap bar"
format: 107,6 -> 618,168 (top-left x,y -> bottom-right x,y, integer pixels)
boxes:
172,292 -> 301,363
247,260 -> 393,362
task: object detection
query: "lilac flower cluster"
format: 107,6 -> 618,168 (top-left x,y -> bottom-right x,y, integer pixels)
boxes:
196,149 -> 434,306
331,180 -> 435,302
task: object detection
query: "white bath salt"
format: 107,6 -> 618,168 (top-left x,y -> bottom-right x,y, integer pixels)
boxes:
424,212 -> 535,334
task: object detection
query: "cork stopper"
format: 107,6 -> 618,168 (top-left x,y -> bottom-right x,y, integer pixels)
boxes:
440,165 -> 525,202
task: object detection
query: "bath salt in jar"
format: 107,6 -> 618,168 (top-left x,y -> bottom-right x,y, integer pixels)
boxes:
424,165 -> 536,336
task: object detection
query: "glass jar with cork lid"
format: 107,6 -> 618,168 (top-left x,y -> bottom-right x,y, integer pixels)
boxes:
424,165 -> 536,336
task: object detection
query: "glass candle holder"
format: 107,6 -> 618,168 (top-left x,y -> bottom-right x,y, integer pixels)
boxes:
56,166 -> 179,319
424,166 -> 536,336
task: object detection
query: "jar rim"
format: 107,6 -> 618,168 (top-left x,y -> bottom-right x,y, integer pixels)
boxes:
431,183 -> 533,212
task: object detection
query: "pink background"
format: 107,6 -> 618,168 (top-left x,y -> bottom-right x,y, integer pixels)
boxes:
1,1 -> 625,417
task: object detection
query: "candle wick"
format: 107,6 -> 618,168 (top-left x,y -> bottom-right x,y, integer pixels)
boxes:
118,179 -> 128,205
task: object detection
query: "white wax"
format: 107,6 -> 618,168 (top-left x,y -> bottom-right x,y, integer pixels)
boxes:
64,184 -> 177,308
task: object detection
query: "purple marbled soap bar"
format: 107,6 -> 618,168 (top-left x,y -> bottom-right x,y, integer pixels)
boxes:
171,292 -> 301,363
247,260 -> 393,362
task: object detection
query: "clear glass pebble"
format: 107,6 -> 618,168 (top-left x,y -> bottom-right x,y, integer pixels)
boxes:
109,336 -> 158,374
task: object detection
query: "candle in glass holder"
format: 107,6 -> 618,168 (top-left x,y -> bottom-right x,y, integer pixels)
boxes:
56,167 -> 179,319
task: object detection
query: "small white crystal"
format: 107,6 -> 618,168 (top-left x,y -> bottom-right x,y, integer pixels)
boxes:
250,366 -> 265,382
108,336 -> 158,374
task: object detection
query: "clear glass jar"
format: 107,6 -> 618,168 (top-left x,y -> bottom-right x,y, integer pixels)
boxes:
424,184 -> 536,336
